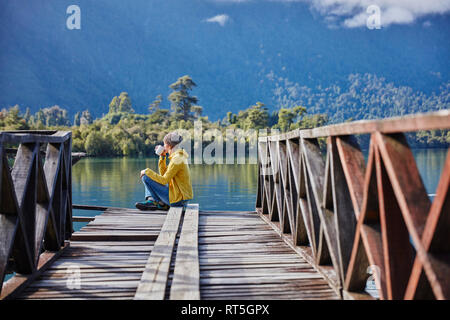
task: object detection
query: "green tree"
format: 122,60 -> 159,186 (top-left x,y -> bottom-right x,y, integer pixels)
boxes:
32,109 -> 45,128
148,109 -> 170,125
226,111 -> 238,125
80,110 -> 93,125
276,108 -> 296,132
148,94 -> 163,113
84,131 -> 114,156
191,105 -> 203,119
226,111 -> 233,125
168,75 -> 198,121
296,114 -> 329,129
0,105 -> 29,130
24,107 -> 31,124
109,92 -> 134,114
74,112 -> 81,126
243,102 -> 269,130
32,105 -> 71,127
275,105 -> 307,131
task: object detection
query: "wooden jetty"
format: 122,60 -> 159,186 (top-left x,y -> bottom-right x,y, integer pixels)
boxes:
1,110 -> 449,300
3,206 -> 338,300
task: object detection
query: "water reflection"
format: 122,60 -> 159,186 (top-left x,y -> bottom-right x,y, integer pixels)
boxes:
72,149 -> 447,222
72,157 -> 258,215
412,149 -> 448,195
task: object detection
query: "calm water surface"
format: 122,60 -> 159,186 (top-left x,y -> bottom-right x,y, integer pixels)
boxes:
72,149 -> 448,231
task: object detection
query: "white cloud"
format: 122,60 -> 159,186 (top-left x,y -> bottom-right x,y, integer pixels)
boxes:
302,0 -> 450,28
208,0 -> 450,28
204,14 -> 230,26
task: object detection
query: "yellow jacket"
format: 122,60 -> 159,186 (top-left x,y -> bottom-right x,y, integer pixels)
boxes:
144,148 -> 193,204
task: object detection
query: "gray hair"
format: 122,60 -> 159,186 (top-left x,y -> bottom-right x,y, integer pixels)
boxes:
163,131 -> 183,147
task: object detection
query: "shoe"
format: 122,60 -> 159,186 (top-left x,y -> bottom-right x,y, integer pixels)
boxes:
135,199 -> 170,211
135,199 -> 156,211
157,202 -> 170,211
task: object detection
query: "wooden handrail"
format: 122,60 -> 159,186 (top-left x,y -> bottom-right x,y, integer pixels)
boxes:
255,111 -> 450,300
260,110 -> 450,141
0,130 -> 71,144
0,130 -> 73,295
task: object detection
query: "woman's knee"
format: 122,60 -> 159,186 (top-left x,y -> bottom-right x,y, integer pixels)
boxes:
141,175 -> 150,183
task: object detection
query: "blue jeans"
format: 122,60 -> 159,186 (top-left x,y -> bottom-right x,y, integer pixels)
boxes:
141,175 -> 189,208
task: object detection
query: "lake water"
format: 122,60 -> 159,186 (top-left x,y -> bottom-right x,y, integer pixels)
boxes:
72,148 -> 448,231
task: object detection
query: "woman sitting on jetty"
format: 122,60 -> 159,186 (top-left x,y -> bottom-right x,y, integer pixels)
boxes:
136,132 -> 193,211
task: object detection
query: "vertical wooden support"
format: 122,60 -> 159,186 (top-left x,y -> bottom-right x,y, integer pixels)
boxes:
328,137 -> 358,284
269,140 -> 282,223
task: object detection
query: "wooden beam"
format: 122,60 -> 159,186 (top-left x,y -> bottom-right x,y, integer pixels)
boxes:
72,204 -> 109,211
134,207 -> 183,300
72,216 -> 95,222
327,138 -> 358,285
70,233 -> 158,242
260,110 -> 450,141
170,204 -> 200,300
0,131 -> 71,144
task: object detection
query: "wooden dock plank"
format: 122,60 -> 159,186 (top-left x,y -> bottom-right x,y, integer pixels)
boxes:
134,207 -> 183,300
13,207 -> 168,300
170,204 -> 200,300
197,210 -> 340,300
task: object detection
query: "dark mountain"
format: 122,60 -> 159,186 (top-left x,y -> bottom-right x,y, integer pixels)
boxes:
0,0 -> 449,121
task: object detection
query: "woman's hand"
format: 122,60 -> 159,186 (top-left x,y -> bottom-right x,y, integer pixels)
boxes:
155,144 -> 168,157
140,169 -> 147,178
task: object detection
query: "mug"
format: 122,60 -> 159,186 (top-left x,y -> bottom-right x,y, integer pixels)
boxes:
155,145 -> 165,156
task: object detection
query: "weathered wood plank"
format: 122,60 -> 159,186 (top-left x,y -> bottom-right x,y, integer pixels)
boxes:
1,242 -> 70,300
72,216 -> 95,222
70,233 -> 158,241
134,207 -> 183,300
199,209 -> 340,299
170,204 -> 200,300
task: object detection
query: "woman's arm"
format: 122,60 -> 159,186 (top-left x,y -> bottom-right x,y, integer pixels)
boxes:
159,155 -> 167,176
145,160 -> 180,185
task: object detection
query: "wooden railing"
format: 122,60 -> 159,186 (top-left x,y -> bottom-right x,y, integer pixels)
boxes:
0,131 -> 73,295
255,110 -> 450,300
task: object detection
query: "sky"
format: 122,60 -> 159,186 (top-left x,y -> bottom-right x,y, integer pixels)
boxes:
203,0 -> 450,28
